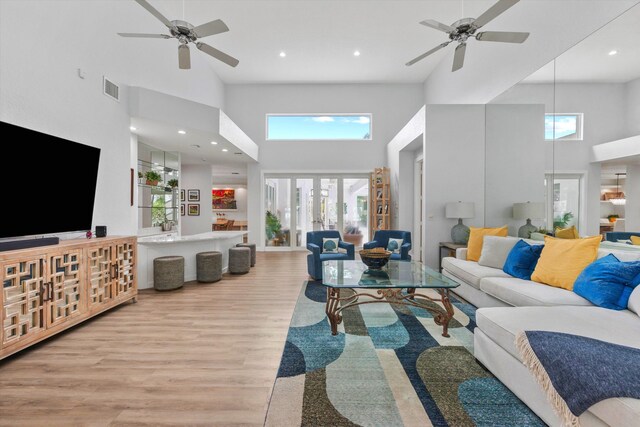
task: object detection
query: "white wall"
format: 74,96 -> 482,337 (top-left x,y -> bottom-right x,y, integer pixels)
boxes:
627,78 -> 640,136
485,104 -> 546,235
423,105 -> 486,269
225,84 -> 424,245
0,0 -> 225,237
181,165 -> 214,235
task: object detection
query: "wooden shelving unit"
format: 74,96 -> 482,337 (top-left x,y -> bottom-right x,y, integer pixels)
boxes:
369,167 -> 391,240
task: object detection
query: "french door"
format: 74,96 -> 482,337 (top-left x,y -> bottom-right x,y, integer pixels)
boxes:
264,174 -> 369,250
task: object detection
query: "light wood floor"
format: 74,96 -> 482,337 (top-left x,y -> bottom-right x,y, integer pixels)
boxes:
0,251 -> 308,427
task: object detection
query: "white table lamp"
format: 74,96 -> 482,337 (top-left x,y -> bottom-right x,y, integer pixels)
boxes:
513,202 -> 545,238
445,202 -> 475,244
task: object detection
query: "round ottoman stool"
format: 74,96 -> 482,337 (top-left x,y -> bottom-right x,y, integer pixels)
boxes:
229,247 -> 251,274
236,243 -> 256,267
154,256 -> 184,291
196,251 -> 222,283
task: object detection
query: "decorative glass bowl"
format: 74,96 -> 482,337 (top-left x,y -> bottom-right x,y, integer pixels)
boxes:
359,248 -> 392,269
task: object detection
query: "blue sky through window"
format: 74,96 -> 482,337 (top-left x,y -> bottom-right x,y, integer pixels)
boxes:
545,115 -> 579,140
267,115 -> 371,140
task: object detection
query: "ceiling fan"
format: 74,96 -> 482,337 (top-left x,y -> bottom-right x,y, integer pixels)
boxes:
406,0 -> 529,72
118,0 -> 239,69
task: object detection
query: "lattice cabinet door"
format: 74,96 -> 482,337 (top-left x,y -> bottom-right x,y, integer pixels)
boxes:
114,240 -> 136,300
87,245 -> 114,309
2,257 -> 47,347
47,250 -> 85,328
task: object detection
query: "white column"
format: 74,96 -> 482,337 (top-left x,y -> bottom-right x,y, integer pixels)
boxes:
625,165 -> 640,232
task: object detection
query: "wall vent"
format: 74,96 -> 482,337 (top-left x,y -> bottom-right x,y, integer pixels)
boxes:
103,77 -> 120,102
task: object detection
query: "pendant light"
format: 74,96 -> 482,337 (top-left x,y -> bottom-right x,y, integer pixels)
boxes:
609,173 -> 626,206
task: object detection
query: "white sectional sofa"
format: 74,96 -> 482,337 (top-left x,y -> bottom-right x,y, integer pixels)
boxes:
442,243 -> 640,427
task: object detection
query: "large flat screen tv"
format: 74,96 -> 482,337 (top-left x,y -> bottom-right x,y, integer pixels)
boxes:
1,121 -> 101,239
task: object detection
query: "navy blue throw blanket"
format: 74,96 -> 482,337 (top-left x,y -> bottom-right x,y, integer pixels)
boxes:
516,330 -> 640,426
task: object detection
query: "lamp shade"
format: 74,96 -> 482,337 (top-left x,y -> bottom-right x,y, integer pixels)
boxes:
446,202 -> 475,219
513,202 -> 545,220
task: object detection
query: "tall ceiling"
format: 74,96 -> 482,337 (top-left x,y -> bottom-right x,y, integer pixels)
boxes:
121,0 -> 513,84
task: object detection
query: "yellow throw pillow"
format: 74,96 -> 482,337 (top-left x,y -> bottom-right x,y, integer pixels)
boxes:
467,226 -> 508,262
531,236 -> 601,290
555,226 -> 579,239
631,236 -> 640,246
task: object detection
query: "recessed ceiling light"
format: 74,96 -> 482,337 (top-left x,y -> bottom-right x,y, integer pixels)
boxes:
178,130 -> 186,134
190,144 -> 200,149
222,148 -> 229,152
210,141 -> 218,145
608,50 -> 618,56
354,50 -> 361,57
279,51 -> 286,58
129,126 -> 137,131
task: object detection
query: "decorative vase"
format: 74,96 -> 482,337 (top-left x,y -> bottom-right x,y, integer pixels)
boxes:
451,219 -> 470,244
518,219 -> 537,238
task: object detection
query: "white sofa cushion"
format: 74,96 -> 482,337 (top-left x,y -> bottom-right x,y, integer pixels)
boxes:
598,247 -> 640,262
478,236 -> 519,269
479,277 -> 593,307
441,257 -> 511,290
629,286 -> 640,315
476,306 -> 640,361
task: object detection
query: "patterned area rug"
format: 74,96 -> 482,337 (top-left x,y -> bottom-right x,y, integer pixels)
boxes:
265,281 -> 545,427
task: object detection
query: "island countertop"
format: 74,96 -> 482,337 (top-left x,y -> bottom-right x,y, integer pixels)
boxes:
138,231 -> 247,245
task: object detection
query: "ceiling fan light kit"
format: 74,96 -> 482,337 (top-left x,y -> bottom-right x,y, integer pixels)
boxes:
118,0 -> 239,70
406,0 -> 529,72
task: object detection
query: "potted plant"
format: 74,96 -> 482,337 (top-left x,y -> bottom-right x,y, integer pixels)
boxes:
167,178 -> 179,189
145,170 -> 162,186
607,214 -> 619,223
553,212 -> 574,229
343,224 -> 363,246
265,211 -> 283,246
137,171 -> 144,184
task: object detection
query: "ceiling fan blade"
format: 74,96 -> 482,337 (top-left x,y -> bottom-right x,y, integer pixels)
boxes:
196,42 -> 239,67
133,0 -> 174,29
405,42 -> 451,66
473,0 -> 520,29
192,19 -> 230,38
476,31 -> 529,43
419,19 -> 455,34
178,44 -> 191,69
452,43 -> 467,72
118,32 -> 171,39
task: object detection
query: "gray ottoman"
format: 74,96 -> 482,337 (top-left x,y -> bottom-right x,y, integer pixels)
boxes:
196,251 -> 222,283
236,243 -> 256,267
154,256 -> 184,291
229,247 -> 251,274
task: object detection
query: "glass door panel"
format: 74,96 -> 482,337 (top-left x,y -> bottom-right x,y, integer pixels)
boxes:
265,178 -> 291,247
296,178 -> 314,247
342,178 -> 369,248
320,178 -> 338,231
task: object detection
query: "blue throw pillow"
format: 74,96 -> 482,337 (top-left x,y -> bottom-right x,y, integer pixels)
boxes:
503,239 -> 543,280
573,254 -> 640,310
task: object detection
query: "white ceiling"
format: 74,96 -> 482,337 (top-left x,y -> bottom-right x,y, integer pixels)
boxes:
122,0 -> 514,84
131,117 -> 254,166
524,4 -> 640,83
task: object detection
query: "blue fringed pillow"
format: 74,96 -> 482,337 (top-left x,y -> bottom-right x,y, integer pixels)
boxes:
573,254 -> 640,310
503,239 -> 544,280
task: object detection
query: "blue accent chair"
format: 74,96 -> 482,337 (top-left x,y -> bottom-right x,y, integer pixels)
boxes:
604,232 -> 640,242
364,230 -> 412,261
307,231 -> 355,280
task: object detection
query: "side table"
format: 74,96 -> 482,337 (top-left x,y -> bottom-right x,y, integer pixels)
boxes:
439,242 -> 467,272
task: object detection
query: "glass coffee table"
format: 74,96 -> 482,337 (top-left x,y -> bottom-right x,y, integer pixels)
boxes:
321,260 -> 460,337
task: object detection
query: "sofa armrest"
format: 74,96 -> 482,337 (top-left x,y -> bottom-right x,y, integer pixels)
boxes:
363,240 -> 378,250
339,240 -> 355,259
400,242 -> 411,259
456,248 -> 468,260
307,243 -> 321,256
